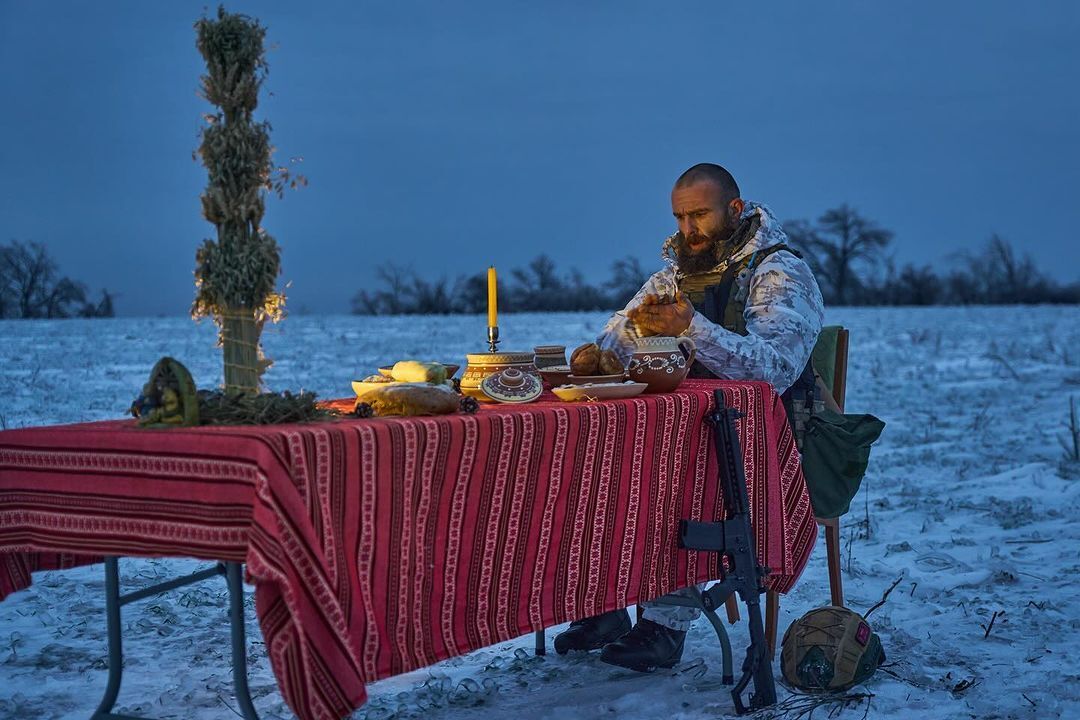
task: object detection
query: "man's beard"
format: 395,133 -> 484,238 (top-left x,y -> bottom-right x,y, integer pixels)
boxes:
672,230 -> 731,274
671,214 -> 756,275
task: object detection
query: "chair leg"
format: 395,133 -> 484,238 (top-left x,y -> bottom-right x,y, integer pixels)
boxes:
825,520 -> 845,607
724,595 -> 740,624
765,590 -> 779,659
644,594 -> 738,627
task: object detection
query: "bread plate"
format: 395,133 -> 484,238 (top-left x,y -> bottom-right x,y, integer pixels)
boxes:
565,373 -> 626,385
552,381 -> 648,402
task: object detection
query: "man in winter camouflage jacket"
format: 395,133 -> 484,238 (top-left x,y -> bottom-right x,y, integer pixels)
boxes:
554,163 -> 825,672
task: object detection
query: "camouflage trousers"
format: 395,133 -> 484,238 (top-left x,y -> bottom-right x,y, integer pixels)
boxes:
640,582 -> 708,631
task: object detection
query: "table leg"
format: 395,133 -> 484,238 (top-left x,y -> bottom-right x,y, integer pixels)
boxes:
88,558 -> 260,720
533,629 -> 546,656
91,557 -> 123,719
226,562 -> 260,719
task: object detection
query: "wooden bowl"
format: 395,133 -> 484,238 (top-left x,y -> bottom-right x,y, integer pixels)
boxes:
538,366 -> 572,387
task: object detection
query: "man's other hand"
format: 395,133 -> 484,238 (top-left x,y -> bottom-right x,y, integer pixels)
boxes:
628,291 -> 695,337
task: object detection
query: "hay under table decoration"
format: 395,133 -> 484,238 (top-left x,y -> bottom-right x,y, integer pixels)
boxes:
0,380 -> 816,719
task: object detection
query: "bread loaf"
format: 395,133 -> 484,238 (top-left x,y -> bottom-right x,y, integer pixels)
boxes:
363,383 -> 460,416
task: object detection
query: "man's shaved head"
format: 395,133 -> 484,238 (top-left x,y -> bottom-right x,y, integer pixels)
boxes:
673,163 -> 741,204
670,163 -> 746,273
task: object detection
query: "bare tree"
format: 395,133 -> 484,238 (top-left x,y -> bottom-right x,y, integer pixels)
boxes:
511,255 -> 560,296
81,289 -> 116,318
510,255 -> 567,310
451,273 -> 487,314
890,264 -> 941,305
606,255 -> 651,308
946,235 -> 1050,304
0,240 -> 59,318
0,241 -> 117,318
0,244 -> 12,318
351,263 -> 456,315
564,268 -> 610,311
407,275 -> 453,314
44,277 -> 88,318
375,264 -> 413,314
787,205 -> 893,305
984,234 -> 1048,303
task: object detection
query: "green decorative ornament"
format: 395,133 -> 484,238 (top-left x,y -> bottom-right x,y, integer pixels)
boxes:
132,357 -> 200,428
780,606 -> 885,692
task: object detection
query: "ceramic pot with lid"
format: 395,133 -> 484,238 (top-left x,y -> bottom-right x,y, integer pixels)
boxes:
481,368 -> 543,403
627,336 -> 696,393
461,351 -> 538,401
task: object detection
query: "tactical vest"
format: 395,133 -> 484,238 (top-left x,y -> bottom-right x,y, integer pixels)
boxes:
680,244 -> 820,447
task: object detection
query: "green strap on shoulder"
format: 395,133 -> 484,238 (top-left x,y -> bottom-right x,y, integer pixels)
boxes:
712,243 -> 798,336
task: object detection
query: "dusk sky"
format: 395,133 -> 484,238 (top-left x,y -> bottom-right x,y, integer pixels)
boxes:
1,1 -> 1077,316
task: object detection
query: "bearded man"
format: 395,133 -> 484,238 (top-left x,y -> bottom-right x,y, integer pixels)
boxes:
554,162 -> 825,671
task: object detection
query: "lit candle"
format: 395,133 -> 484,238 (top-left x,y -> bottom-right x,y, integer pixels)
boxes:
487,265 -> 498,328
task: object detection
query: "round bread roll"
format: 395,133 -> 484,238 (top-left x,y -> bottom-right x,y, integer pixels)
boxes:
570,343 -> 601,376
598,349 -> 625,376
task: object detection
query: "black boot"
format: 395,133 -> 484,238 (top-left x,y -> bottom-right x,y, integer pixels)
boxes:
599,618 -> 686,672
553,609 -> 632,655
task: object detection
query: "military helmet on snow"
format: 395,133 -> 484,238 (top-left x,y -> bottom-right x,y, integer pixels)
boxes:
780,606 -> 885,692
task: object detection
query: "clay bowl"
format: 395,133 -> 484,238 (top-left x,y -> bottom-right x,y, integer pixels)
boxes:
538,365 -> 572,387
461,351 -> 537,402
565,373 -> 627,385
378,362 -> 460,379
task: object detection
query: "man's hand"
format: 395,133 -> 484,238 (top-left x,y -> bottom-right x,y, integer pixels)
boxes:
627,291 -> 695,337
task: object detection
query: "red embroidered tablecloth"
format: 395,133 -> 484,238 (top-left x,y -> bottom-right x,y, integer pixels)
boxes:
0,379 -> 815,720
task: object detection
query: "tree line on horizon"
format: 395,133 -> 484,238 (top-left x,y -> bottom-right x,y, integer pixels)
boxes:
351,255 -> 648,316
351,205 -> 1080,314
785,205 -> 1080,306
0,240 -> 115,319
7,204 -> 1077,320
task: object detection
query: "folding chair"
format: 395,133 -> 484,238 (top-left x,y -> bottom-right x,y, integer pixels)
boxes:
763,325 -> 849,657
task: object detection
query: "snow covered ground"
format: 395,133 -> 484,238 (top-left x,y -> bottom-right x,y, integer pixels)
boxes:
1,306 -> 1078,720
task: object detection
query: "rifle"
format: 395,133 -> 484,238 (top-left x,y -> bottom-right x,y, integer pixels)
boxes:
675,389 -> 777,713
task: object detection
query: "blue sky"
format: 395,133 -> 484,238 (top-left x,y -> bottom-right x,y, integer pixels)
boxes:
1,0 -> 1077,315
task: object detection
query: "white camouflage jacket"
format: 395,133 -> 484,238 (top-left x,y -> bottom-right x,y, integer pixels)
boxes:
597,202 -> 825,395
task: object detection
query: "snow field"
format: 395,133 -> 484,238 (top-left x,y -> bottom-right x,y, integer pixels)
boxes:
1,306 -> 1078,719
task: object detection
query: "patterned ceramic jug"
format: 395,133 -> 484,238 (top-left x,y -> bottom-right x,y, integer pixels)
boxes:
628,336 -> 696,393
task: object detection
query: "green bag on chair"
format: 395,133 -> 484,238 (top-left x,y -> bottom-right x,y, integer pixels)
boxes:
800,409 -> 885,519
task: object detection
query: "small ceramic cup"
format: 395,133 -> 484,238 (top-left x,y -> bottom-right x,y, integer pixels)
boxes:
533,345 -> 568,370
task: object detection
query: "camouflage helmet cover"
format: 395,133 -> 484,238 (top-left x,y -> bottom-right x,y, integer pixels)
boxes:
780,606 -> 885,692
